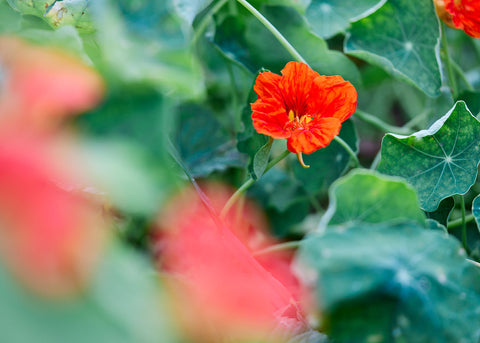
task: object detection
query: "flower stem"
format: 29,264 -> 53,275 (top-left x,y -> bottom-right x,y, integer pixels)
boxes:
451,59 -> 474,91
236,0 -> 308,65
220,149 -> 291,219
253,240 -> 301,256
333,136 -> 360,168
354,110 -> 412,135
460,195 -> 470,254
441,23 -> 458,98
447,213 -> 475,229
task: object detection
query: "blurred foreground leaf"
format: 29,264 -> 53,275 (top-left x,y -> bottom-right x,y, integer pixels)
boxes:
0,243 -> 177,343
345,0 -> 441,96
296,222 -> 480,343
378,101 -> 480,212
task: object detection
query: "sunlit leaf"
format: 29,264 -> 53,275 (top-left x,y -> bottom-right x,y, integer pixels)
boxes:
345,0 -> 441,96
305,0 -> 386,38
6,0 -> 94,33
319,169 -> 426,229
378,101 -> 480,211
291,120 -> 357,197
296,221 -> 480,343
0,243 -> 178,343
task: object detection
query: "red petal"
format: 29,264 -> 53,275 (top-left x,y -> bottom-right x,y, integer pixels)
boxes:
445,0 -> 480,37
251,100 -> 290,138
253,71 -> 282,100
286,117 -> 341,154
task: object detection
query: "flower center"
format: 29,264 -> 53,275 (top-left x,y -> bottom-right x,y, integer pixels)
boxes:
288,110 -> 312,129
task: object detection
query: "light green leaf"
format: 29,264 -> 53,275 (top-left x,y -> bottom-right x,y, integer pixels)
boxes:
473,194 -> 480,233
0,243 -> 178,343
6,0 -> 94,33
291,119 -> 357,197
253,139 -> 273,179
0,0 -> 21,32
296,221 -> 480,343
378,101 -> 480,212
89,0 -> 202,97
345,0 -> 441,96
319,169 -> 426,229
305,0 -> 386,38
174,0 -> 213,25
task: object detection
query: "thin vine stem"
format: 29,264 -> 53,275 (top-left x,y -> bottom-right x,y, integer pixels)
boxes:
460,195 -> 470,254
447,213 -> 475,229
253,241 -> 301,256
192,0 -> 229,44
220,149 -> 291,219
236,0 -> 307,65
451,59 -> 474,91
333,136 -> 360,168
354,110 -> 412,135
441,23 -> 458,98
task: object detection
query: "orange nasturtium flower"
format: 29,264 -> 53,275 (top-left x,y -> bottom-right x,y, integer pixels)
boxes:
435,0 -> 480,38
251,61 -> 357,167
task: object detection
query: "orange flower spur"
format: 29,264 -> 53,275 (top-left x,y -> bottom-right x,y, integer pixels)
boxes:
251,61 -> 357,165
444,0 -> 480,38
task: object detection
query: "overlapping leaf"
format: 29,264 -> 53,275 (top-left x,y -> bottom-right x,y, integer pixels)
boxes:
296,221 -> 480,343
291,120 -> 357,197
319,169 -> 426,229
378,102 -> 480,212
474,194 -> 480,233
305,0 -> 386,38
345,0 -> 441,96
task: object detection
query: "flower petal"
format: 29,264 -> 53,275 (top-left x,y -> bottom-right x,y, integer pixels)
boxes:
445,0 -> 480,38
286,117 -> 342,154
278,62 -> 319,116
309,75 -> 357,122
252,100 -> 291,139
253,71 -> 282,101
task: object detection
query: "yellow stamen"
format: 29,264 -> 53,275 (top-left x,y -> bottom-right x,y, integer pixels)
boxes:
296,152 -> 310,168
288,110 -> 295,121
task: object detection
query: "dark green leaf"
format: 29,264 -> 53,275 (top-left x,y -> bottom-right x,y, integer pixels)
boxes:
425,197 -> 454,227
175,103 -> 246,177
378,101 -> 480,211
319,169 -> 426,228
291,119 -> 357,197
305,0 -> 385,38
345,0 -> 441,96
473,194 -> 480,233
296,221 -> 480,343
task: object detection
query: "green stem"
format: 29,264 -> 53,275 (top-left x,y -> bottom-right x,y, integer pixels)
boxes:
441,23 -> 458,98
236,0 -> 307,65
354,110 -> 412,135
451,59 -> 474,91
447,213 -> 475,229
220,149 -> 291,219
253,241 -> 301,256
460,195 -> 470,254
370,150 -> 382,170
192,0 -> 229,44
333,136 -> 360,168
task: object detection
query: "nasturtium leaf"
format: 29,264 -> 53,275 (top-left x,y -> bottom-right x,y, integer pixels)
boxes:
0,243 -> 178,343
89,0 -> 202,97
305,0 -> 386,39
291,120 -> 357,197
473,194 -> 480,233
253,139 -> 273,180
458,90 -> 480,117
378,101 -> 480,212
425,197 -> 454,227
296,221 -> 480,343
319,169 -> 426,229
425,218 -> 448,234
345,0 -> 441,96
175,103 -> 246,178
6,0 -> 94,33
0,0 -> 21,32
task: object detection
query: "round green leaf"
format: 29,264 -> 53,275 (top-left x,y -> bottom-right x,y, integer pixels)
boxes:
425,197 -> 455,227
319,169 -> 426,229
296,221 -> 480,343
305,0 -> 386,38
253,139 -> 273,179
473,194 -> 480,233
345,0 -> 441,96
378,101 -> 480,212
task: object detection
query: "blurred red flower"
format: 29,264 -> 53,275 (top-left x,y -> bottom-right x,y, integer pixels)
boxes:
0,36 -> 104,131
251,61 -> 357,154
0,135 -> 108,297
155,183 -> 304,342
444,0 -> 480,37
